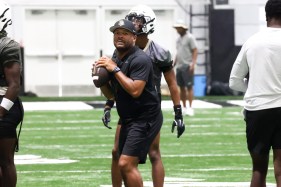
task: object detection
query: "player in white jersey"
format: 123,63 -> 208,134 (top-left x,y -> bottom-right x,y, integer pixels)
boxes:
229,0 -> 281,186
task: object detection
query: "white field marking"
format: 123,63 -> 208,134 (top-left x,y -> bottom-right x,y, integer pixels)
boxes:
15,155 -> 78,165
18,169 -> 111,174
23,117 -> 242,126
17,153 -> 249,160
22,130 -> 245,137
21,123 -> 242,131
170,118 -> 243,122
22,119 -> 119,124
23,101 -> 93,111
227,100 -> 245,107
71,153 -> 250,159
23,100 -> 222,112
25,144 -> 111,150
181,167 -> 274,171
20,126 -> 103,130
187,124 -> 240,128
100,177 -> 276,187
23,135 -> 112,140
226,111 -> 242,116
161,100 -> 222,109
163,153 -> 248,157
24,119 -> 101,124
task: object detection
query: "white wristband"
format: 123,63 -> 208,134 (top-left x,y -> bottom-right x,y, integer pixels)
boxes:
1,98 -> 14,111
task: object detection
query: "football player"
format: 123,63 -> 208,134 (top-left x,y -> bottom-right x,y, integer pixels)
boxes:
102,5 -> 185,187
0,1 -> 24,186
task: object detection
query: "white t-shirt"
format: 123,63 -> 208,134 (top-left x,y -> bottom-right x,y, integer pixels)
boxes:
229,27 -> 281,111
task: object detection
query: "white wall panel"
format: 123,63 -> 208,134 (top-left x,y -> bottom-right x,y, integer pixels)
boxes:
5,0 -> 269,96
24,9 -> 99,96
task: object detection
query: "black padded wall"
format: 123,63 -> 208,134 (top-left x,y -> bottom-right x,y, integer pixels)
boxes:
209,9 -> 241,84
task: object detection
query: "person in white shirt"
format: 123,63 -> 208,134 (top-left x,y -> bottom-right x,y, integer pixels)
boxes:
229,0 -> 281,186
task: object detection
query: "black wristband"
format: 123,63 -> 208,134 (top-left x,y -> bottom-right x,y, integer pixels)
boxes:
105,99 -> 114,108
174,105 -> 182,118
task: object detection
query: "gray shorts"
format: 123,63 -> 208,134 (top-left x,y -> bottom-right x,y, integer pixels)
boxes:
176,64 -> 194,88
119,111 -> 163,164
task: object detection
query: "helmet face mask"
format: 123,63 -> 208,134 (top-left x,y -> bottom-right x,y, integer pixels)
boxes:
125,5 -> 156,35
126,13 -> 145,33
0,1 -> 12,32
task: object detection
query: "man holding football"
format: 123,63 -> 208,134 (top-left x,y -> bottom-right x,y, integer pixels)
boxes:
101,5 -> 185,187
95,18 -> 163,187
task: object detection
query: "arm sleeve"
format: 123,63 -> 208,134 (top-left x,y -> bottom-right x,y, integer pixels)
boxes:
189,34 -> 198,50
149,41 -> 173,72
0,38 -> 21,67
229,44 -> 249,92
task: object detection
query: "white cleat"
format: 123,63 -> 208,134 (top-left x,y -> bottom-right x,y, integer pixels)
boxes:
185,108 -> 194,116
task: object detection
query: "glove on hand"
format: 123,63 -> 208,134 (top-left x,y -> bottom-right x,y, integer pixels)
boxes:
102,108 -> 112,129
171,105 -> 185,138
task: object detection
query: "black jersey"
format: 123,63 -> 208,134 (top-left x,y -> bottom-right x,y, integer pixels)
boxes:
143,40 -> 173,93
0,36 -> 21,86
111,46 -> 160,121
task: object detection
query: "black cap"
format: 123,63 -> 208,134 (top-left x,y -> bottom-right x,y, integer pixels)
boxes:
109,19 -> 136,35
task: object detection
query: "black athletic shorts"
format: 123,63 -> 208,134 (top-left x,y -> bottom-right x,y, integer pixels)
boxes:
119,111 -> 163,164
245,107 -> 281,155
176,64 -> 193,88
0,97 -> 23,138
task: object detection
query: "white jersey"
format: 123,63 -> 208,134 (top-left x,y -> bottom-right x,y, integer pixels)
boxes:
229,27 -> 281,111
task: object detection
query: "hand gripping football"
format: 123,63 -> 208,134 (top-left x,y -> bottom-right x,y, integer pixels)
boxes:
92,64 -> 110,88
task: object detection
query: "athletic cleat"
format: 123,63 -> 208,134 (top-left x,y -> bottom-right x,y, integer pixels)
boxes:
185,108 -> 194,116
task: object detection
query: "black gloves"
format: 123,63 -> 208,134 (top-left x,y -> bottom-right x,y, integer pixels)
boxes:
102,108 -> 112,129
102,99 -> 114,129
171,105 -> 185,138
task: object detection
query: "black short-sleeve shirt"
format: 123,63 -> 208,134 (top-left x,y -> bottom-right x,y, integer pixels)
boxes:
111,46 -> 160,121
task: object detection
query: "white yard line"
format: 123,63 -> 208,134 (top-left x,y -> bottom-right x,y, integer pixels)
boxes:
161,100 -> 222,109
23,101 -> 93,111
100,177 -> 276,187
22,100 -> 223,111
15,155 -> 78,165
227,100 -> 245,107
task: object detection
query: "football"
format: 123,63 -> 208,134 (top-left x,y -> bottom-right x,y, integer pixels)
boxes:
92,65 -> 110,88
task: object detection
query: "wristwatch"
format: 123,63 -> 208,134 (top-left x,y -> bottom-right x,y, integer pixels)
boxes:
112,66 -> 121,74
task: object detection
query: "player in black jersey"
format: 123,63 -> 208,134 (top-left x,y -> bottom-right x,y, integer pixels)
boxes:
101,5 -> 185,187
0,1 -> 24,186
